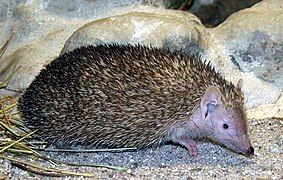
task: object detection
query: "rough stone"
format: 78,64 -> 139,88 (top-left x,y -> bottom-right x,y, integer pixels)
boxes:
60,10 -> 205,54
210,0 -> 283,109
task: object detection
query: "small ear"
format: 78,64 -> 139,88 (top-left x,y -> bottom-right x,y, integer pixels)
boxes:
236,78 -> 243,90
201,86 -> 221,120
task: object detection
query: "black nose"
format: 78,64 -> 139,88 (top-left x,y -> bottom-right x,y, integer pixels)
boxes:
246,146 -> 254,156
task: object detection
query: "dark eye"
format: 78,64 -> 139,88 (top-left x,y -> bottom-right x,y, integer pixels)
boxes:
223,124 -> 229,129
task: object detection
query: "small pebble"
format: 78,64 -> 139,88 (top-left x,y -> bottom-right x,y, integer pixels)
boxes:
269,145 -> 281,154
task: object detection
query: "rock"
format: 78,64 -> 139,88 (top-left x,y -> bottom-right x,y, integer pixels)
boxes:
61,10 -> 205,54
276,137 -> 283,147
269,143 -> 282,154
213,1 -> 283,88
210,0 -> 283,110
247,94 -> 283,119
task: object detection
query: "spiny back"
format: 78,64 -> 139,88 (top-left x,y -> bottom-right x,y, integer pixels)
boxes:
18,44 -> 244,148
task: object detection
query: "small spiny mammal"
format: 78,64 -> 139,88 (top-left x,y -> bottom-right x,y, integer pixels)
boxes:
18,44 -> 254,157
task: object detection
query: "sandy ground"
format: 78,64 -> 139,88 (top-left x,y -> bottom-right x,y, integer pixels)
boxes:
1,118 -> 282,179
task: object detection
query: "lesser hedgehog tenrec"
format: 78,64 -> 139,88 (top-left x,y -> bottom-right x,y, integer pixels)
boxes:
18,44 -> 254,157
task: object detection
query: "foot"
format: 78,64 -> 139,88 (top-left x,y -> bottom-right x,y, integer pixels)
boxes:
180,138 -> 198,157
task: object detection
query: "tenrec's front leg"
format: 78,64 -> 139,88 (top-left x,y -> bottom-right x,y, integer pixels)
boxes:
168,129 -> 198,156
178,137 -> 198,157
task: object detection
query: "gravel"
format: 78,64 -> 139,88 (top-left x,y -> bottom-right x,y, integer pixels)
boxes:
1,118 -> 282,179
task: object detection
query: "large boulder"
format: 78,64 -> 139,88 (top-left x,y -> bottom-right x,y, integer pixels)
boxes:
210,0 -> 283,117
61,11 -> 204,54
